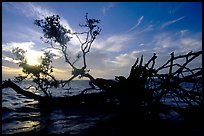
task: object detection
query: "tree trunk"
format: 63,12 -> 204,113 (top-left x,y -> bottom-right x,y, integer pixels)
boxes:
2,79 -> 43,101
2,79 -> 117,108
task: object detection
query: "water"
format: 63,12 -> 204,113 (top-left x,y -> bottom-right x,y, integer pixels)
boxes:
2,80 -> 114,134
2,80 -> 201,134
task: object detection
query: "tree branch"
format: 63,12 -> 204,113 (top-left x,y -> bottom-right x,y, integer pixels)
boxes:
2,79 -> 43,101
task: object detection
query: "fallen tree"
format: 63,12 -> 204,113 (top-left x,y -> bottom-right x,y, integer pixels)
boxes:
2,14 -> 202,118
2,50 -> 202,111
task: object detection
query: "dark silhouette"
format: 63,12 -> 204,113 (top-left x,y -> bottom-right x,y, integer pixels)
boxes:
2,49 -> 202,110
2,14 -> 203,134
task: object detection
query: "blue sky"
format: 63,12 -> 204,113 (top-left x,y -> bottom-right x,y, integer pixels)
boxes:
2,2 -> 202,80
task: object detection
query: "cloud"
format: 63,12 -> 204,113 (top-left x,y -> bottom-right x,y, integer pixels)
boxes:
8,2 -> 78,45
5,2 -> 82,57
153,33 -> 172,49
2,66 -> 23,80
161,16 -> 185,29
9,2 -> 55,19
2,41 -> 35,52
2,41 -> 45,64
179,37 -> 202,53
2,64 -> 70,80
139,43 -> 145,46
2,42 -> 71,80
179,29 -> 189,36
42,48 -> 64,59
2,31 -> 201,80
52,68 -> 71,80
169,7 -> 180,15
86,50 -> 108,69
8,2 -> 69,29
168,3 -> 183,15
101,49 -> 156,78
6,2 -> 74,32
2,66 -> 21,73
2,56 -> 20,63
3,3 -> 202,80
3,26 -> 43,44
151,31 -> 202,55
102,2 -> 116,16
94,34 -> 134,52
109,49 -> 149,67
127,16 -> 144,32
85,30 -> 201,79
138,24 -> 154,33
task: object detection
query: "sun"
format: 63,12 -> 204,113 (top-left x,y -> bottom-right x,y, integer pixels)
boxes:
25,51 -> 42,66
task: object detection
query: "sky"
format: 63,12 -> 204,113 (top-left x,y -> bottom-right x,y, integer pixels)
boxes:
2,2 -> 202,80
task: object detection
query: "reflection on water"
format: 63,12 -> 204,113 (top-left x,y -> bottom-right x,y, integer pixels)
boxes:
3,121 -> 41,134
2,104 -> 111,134
2,80 -> 115,134
3,80 -> 197,134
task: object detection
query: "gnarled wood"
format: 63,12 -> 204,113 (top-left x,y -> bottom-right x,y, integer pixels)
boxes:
2,50 -> 202,110
2,79 -> 43,101
2,79 -> 117,108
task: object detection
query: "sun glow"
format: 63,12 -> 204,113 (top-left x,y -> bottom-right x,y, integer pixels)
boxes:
25,51 -> 42,66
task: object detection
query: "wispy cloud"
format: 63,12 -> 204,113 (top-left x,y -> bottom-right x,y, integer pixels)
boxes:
102,49 -> 152,78
3,26 -> 43,44
179,37 -> 202,53
127,16 -> 144,32
2,41 -> 35,52
2,56 -> 21,64
161,16 -> 185,29
21,2 -> 53,18
94,34 -> 134,52
8,2 -> 81,51
179,29 -> 189,36
9,2 -> 54,19
89,30 -> 201,78
168,3 -> 183,15
24,3 -> 81,48
152,32 -> 202,54
3,3 -> 201,80
138,24 -> 154,34
107,31 -> 202,76
9,2 -> 73,31
153,33 -> 172,49
102,2 -> 116,16
169,7 -> 180,15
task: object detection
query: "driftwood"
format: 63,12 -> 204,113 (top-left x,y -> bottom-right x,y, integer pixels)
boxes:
4,14 -> 200,113
2,79 -> 115,108
2,50 -> 202,113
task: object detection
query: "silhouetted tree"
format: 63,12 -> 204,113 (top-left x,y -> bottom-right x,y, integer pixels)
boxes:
2,14 -> 202,121
7,13 -> 102,98
34,13 -> 101,89
12,47 -> 58,97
